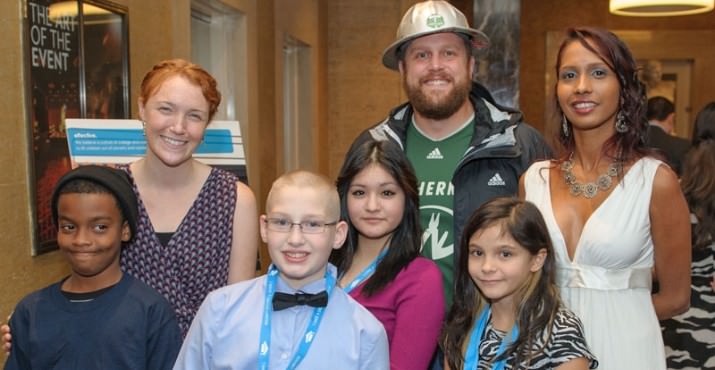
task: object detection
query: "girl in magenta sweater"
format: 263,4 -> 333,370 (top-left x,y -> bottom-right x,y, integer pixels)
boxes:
331,138 -> 445,370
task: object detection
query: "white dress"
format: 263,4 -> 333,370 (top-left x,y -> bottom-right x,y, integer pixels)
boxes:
524,157 -> 666,370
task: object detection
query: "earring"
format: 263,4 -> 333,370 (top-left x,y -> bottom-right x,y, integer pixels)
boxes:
615,111 -> 628,133
141,121 -> 146,137
562,114 -> 570,137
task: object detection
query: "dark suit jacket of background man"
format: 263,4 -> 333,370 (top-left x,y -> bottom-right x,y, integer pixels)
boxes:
646,124 -> 691,176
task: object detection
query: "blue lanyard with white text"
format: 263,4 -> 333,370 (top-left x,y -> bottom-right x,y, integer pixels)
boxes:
463,306 -> 519,370
342,247 -> 389,294
258,265 -> 334,370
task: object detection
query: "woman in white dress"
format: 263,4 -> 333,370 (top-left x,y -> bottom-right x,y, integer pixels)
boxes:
519,27 -> 691,370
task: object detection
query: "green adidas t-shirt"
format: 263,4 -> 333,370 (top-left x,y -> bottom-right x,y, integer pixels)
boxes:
406,116 -> 473,307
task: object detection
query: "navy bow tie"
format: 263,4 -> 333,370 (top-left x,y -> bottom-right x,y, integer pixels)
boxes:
272,291 -> 328,311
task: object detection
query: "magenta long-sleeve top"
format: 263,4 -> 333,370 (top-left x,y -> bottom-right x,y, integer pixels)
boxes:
348,256 -> 445,370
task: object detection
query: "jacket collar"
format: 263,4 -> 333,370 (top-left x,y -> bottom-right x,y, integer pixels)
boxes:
375,81 -> 524,148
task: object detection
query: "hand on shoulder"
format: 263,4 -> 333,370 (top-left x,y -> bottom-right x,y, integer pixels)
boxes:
2,319 -> 11,354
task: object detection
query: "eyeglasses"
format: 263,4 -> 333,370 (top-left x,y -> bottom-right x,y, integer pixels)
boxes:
264,218 -> 338,234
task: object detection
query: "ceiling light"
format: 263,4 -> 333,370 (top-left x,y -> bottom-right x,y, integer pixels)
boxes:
610,0 -> 714,16
49,1 -> 112,21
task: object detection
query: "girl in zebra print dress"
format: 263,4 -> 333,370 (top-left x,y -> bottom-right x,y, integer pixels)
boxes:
442,198 -> 597,370
660,102 -> 715,370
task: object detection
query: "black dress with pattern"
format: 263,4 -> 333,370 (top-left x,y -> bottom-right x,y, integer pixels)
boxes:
120,166 -> 237,336
661,219 -> 715,370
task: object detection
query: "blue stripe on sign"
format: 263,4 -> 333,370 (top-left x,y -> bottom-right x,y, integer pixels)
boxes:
196,129 -> 234,153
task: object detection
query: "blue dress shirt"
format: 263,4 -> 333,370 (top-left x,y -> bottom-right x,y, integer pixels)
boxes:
173,265 -> 389,370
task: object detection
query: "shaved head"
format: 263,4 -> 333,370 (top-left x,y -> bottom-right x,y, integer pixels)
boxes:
266,170 -> 340,220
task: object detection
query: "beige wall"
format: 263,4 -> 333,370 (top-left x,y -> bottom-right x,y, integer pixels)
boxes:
326,0 -> 420,178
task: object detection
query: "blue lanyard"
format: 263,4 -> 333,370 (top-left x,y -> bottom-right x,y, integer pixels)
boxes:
463,306 -> 519,370
258,265 -> 334,370
342,247 -> 389,294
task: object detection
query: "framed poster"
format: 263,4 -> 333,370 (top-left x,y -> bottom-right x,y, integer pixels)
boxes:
25,0 -> 129,255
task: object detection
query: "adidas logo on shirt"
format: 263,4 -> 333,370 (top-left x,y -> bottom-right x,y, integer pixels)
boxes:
426,148 -> 443,159
487,173 -> 506,186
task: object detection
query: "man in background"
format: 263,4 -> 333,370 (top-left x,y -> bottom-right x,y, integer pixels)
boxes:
646,96 -> 691,176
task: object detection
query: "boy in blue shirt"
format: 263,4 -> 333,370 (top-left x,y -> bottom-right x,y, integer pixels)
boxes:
174,170 -> 389,370
4,165 -> 181,370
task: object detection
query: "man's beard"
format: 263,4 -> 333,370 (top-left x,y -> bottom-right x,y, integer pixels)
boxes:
403,75 -> 471,120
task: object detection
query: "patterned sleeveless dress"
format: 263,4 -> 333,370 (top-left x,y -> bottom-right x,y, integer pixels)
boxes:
120,166 -> 237,336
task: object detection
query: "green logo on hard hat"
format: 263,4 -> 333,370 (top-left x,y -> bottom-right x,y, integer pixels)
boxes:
426,14 -> 444,28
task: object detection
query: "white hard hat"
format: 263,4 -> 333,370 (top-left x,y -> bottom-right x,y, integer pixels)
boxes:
382,0 -> 489,70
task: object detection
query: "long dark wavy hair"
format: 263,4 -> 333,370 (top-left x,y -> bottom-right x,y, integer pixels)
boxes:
554,27 -> 649,165
330,138 -> 422,296
442,197 -> 560,369
681,101 -> 715,249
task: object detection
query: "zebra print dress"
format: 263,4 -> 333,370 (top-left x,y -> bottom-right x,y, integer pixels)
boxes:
661,218 -> 715,370
475,307 -> 598,369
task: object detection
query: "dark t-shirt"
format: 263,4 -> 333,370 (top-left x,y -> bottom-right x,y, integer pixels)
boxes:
5,273 -> 181,370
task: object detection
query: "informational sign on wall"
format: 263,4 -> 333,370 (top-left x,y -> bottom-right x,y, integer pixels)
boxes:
66,119 -> 246,165
65,118 -> 248,178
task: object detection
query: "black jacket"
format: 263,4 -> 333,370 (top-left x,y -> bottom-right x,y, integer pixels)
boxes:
351,82 -> 552,268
